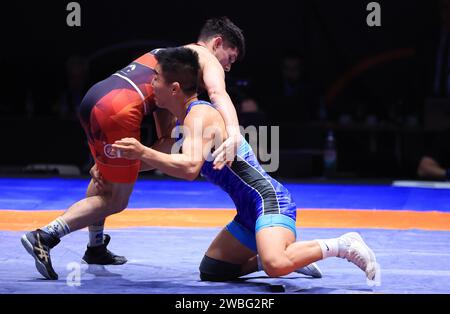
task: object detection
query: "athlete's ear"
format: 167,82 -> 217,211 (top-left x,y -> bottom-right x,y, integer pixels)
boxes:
213,36 -> 223,51
171,82 -> 181,95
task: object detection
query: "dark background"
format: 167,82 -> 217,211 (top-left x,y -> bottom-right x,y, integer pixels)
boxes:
0,0 -> 447,180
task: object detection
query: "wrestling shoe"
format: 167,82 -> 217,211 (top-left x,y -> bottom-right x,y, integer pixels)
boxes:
338,232 -> 380,286
82,234 -> 127,265
21,229 -> 60,280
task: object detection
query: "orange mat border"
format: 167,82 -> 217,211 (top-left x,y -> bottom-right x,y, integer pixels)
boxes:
1,208 -> 450,231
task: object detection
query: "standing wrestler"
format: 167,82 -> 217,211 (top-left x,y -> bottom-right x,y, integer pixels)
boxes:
21,17 -> 245,280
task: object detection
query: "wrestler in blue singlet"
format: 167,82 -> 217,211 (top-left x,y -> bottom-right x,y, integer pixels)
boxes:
178,100 -> 297,252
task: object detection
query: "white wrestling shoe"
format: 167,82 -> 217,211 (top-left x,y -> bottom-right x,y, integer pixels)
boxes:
338,232 -> 381,286
296,263 -> 322,278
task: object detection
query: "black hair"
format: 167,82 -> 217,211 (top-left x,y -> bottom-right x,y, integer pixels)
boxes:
198,16 -> 246,61
155,47 -> 200,95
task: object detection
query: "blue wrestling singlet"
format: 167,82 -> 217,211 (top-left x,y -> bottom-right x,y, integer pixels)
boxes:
181,100 -> 298,251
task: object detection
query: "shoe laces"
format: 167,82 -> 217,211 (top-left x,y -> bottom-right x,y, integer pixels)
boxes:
346,245 -> 367,271
340,237 -> 368,271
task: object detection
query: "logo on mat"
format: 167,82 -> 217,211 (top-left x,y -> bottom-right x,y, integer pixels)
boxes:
104,144 -> 118,159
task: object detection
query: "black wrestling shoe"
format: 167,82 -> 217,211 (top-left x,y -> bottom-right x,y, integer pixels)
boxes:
21,229 -> 60,280
82,234 -> 127,265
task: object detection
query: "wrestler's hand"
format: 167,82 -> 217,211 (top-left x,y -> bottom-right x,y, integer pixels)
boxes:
112,137 -> 145,160
212,133 -> 240,170
90,164 -> 105,192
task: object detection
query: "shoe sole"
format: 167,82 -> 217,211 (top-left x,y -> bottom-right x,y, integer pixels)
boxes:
298,262 -> 322,278
309,262 -> 323,278
21,234 -> 57,280
344,232 -> 381,286
81,257 -> 128,266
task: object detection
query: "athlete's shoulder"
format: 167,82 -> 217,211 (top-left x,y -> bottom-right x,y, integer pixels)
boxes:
185,101 -> 219,122
133,51 -> 158,68
149,48 -> 165,55
184,43 -> 207,52
187,101 -> 216,115
183,44 -> 217,65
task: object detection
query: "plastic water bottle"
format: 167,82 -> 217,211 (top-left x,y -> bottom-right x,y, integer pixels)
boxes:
323,130 -> 337,177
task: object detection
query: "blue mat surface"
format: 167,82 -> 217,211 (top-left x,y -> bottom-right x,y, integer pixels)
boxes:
1,227 -> 449,294
0,178 -> 449,211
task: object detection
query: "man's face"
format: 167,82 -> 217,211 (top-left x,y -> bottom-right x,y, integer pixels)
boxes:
213,42 -> 239,72
151,64 -> 173,108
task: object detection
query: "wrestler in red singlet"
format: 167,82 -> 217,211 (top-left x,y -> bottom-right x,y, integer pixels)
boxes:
79,51 -> 160,183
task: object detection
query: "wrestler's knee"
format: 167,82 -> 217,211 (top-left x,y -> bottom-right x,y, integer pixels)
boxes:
199,255 -> 242,282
